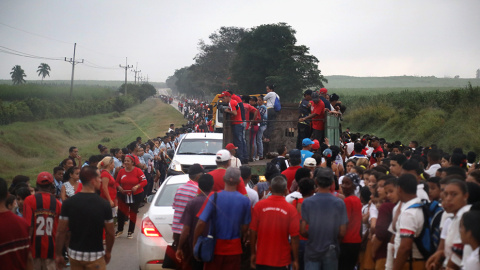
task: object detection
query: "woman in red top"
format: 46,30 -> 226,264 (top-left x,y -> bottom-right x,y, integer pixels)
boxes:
115,154 -> 147,239
97,157 -> 117,208
340,173 -> 363,270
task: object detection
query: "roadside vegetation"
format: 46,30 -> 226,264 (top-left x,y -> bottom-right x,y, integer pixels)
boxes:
341,83 -> 480,153
0,83 -> 155,125
0,98 -> 184,183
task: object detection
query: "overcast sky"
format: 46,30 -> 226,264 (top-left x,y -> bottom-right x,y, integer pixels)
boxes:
1,0 -> 479,83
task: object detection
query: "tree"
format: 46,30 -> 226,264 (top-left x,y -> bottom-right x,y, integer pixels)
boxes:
10,65 -> 27,85
231,23 -> 327,100
192,26 -> 247,94
476,69 -> 480,79
36,63 -> 51,83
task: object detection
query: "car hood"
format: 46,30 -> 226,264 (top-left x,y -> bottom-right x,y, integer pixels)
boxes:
172,154 -> 217,166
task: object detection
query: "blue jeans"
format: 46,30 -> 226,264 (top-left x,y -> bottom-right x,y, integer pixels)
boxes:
256,125 -> 266,158
304,246 -> 338,270
232,124 -> 246,161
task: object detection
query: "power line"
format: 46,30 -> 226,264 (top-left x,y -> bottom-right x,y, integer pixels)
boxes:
0,45 -> 64,61
0,21 -> 72,45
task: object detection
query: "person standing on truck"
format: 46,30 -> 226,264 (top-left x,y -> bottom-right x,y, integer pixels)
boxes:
264,84 -> 279,143
220,91 -> 246,163
297,90 -> 313,150
299,92 -> 325,144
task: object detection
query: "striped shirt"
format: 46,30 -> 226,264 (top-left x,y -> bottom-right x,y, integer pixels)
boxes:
172,180 -> 199,234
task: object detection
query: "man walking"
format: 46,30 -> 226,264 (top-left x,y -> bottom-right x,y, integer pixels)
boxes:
301,168 -> 348,270
194,167 -> 251,270
172,164 -> 204,245
250,176 -> 300,270
23,172 -> 62,270
55,166 -> 115,270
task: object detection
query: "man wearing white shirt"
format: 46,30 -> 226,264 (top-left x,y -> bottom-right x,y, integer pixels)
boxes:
393,174 -> 425,270
263,84 -> 279,142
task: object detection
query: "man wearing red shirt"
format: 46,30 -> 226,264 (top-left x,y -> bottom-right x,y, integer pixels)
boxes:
281,149 -> 302,191
299,92 -> 325,144
221,91 -> 247,163
250,176 -> 300,269
208,150 -> 247,195
23,172 -> 62,269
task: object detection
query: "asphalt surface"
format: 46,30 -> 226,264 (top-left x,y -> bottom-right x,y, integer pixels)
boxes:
107,202 -> 148,269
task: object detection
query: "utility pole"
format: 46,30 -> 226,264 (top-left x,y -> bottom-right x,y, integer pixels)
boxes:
131,62 -> 141,84
119,57 -> 133,95
146,75 -> 149,83
65,43 -> 84,98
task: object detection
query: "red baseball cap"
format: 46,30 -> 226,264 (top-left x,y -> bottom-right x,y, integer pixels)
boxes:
312,139 -> 320,150
37,172 -> 54,185
319,88 -> 328,94
219,91 -> 231,98
225,143 -> 238,151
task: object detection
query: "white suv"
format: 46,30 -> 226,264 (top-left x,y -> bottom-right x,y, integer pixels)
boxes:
167,132 -> 223,175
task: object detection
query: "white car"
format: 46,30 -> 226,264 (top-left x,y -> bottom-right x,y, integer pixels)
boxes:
137,175 -> 188,270
168,132 -> 223,176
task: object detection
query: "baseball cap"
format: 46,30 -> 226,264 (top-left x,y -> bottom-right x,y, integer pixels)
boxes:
304,157 -> 317,167
323,148 -> 333,158
188,163 -> 204,175
219,91 -> 231,98
37,172 -> 54,185
302,138 -> 314,147
216,149 -> 231,162
311,92 -> 320,102
289,149 -> 301,159
225,143 -> 238,151
319,88 -> 328,94
312,139 -> 320,150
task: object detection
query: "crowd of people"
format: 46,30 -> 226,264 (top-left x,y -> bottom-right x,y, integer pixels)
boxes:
1,87 -> 480,270
169,136 -> 480,270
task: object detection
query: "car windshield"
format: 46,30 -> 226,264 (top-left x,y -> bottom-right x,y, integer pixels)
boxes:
177,139 -> 222,155
155,183 -> 183,207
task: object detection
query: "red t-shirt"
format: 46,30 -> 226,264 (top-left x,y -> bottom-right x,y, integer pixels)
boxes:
100,170 -> 118,201
23,192 -> 62,259
116,167 -> 147,195
281,166 -> 302,191
250,195 -> 300,267
342,195 -> 362,243
310,100 -> 325,130
243,103 -> 258,130
208,168 -> 247,195
291,198 -> 308,241
228,99 -> 242,125
0,211 -> 30,269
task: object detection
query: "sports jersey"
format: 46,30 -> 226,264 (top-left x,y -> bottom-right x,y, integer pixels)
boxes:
0,211 -> 30,269
23,192 -> 62,259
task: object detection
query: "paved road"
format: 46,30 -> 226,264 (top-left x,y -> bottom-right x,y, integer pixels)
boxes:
107,203 -> 148,269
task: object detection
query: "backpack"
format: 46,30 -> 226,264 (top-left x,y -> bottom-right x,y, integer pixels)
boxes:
273,94 -> 281,112
406,200 -> 443,258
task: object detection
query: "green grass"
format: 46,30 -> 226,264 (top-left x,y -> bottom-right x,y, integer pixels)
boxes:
0,83 -> 117,101
0,98 -> 185,184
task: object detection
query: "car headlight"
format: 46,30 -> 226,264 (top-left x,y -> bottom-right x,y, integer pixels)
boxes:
171,160 -> 182,172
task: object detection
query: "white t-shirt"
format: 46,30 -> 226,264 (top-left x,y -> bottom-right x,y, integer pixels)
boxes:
286,191 -> 302,203
444,204 -> 472,268
264,92 -> 278,108
394,197 -> 425,259
417,184 -> 430,202
230,157 -> 242,168
425,163 -> 441,177
464,247 -> 480,270
346,142 -> 355,156
246,186 -> 259,207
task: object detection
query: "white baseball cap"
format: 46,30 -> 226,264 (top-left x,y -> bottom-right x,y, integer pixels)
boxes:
304,157 -> 317,167
216,149 -> 231,162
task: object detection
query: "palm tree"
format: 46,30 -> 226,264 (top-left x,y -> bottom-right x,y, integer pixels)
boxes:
37,63 -> 51,83
10,65 -> 27,85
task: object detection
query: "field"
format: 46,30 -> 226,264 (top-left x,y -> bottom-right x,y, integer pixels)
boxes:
0,79 -> 167,89
0,98 -> 184,183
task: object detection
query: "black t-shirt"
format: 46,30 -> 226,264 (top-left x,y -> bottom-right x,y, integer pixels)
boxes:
60,193 -> 113,252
